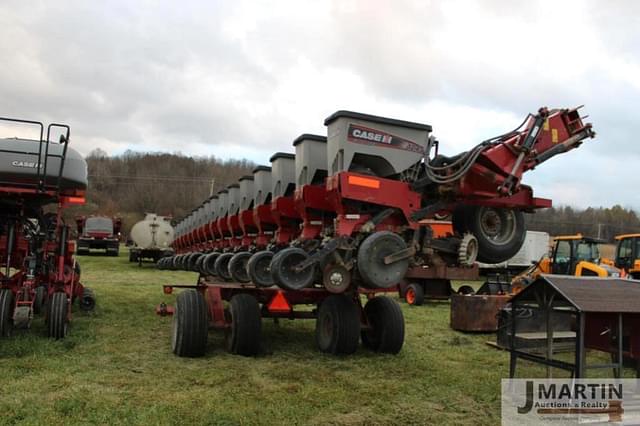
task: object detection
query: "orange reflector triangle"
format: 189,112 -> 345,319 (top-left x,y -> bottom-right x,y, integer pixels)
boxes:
268,291 -> 291,313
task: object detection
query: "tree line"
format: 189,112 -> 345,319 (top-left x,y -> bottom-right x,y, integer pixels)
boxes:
67,149 -> 255,234
525,205 -> 640,241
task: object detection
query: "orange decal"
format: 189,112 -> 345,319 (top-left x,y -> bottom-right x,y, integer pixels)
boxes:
348,176 -> 380,189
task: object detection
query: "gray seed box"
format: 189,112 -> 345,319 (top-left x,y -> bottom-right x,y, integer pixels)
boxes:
217,190 -> 229,218
270,153 -> 296,198
324,111 -> 432,177
227,184 -> 241,215
252,166 -> 272,206
205,196 -> 218,223
293,134 -> 327,187
239,175 -> 254,211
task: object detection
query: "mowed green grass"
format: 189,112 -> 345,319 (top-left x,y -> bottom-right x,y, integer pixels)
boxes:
4,248 -> 627,425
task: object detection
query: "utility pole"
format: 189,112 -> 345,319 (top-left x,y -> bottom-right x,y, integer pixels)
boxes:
209,178 -> 216,197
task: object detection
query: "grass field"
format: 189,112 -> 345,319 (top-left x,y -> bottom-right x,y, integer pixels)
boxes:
0,249 -> 634,425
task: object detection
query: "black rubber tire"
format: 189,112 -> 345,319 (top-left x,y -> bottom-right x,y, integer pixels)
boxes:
228,252 -> 252,283
183,253 -> 197,271
361,297 -> 405,354
33,286 -> 47,315
178,254 -> 189,270
187,253 -> 203,272
172,290 -> 208,357
405,283 -> 424,306
225,294 -> 262,356
315,295 -> 360,355
48,292 -> 69,339
180,254 -> 191,270
247,251 -> 275,287
194,254 -> 206,274
202,252 -> 221,276
457,206 -> 526,264
79,287 -> 96,312
172,255 -> 183,270
129,251 -> 136,262
214,253 -> 234,281
0,289 -> 14,337
357,231 -> 409,289
270,247 -> 315,291
165,258 -> 172,269
457,285 -> 475,295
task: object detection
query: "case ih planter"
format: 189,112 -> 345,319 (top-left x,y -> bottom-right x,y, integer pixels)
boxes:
0,117 -> 95,339
159,106 -> 595,357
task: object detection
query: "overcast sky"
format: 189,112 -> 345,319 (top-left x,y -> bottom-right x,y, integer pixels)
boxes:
0,1 -> 638,209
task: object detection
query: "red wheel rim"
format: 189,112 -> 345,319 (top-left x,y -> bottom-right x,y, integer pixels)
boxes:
406,288 -> 415,305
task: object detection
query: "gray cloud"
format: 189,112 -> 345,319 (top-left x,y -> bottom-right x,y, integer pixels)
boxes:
0,0 -> 638,208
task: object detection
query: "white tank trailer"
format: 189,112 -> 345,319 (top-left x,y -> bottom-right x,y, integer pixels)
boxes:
128,213 -> 175,265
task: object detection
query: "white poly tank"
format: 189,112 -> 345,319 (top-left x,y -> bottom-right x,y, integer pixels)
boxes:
130,213 -> 175,249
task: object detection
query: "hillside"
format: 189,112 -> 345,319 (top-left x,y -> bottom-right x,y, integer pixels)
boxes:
67,150 -> 255,233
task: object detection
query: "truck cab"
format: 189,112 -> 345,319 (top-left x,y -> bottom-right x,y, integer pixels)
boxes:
76,216 -> 122,256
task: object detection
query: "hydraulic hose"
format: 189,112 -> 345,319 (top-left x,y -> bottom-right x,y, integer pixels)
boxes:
424,113 -> 534,184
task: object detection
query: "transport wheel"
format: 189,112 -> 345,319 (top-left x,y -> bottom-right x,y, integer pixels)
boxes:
33,286 -> 47,315
361,296 -> 405,354
405,283 -> 424,306
271,247 -> 315,291
357,231 -> 409,289
202,252 -> 221,276
129,251 -> 135,262
228,252 -> 252,283
79,287 -> 96,312
214,253 -> 234,281
0,289 -> 15,337
194,255 -> 206,274
172,290 -> 208,357
47,292 -> 69,339
456,206 -> 525,264
225,294 -> 262,356
315,295 -> 360,355
247,251 -> 275,287
457,285 -> 475,295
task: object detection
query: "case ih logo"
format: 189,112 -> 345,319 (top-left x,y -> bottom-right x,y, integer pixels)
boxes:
11,160 -> 42,169
347,123 -> 425,154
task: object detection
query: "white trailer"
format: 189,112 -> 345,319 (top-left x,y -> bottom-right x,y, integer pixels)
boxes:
477,231 -> 550,273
